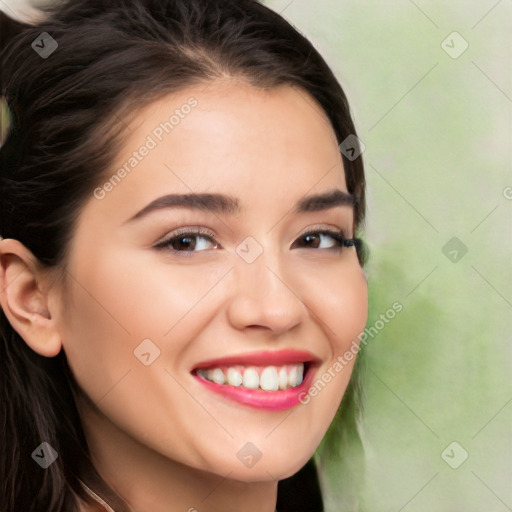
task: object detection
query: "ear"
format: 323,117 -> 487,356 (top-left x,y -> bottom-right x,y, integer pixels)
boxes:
0,238 -> 62,357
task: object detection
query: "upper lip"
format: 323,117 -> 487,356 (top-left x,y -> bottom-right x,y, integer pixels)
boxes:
191,349 -> 320,371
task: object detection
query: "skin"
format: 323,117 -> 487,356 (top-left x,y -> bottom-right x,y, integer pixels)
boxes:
0,79 -> 368,512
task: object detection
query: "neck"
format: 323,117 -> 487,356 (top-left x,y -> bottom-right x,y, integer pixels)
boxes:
77,395 -> 278,512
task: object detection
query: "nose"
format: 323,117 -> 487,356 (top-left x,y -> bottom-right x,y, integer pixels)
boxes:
225,248 -> 306,336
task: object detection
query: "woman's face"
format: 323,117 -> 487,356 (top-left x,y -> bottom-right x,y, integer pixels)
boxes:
55,80 -> 368,482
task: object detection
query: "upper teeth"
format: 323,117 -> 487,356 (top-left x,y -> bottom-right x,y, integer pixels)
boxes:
197,364 -> 304,391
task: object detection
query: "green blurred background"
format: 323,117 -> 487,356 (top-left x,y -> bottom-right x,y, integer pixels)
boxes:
264,1 -> 511,510
2,1 -> 511,510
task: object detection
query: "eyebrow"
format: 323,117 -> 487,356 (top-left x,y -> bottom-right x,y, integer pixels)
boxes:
126,188 -> 354,223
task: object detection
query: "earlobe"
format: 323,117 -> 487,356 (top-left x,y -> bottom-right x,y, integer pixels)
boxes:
0,238 -> 62,357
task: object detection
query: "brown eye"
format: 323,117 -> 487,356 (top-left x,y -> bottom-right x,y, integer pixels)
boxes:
155,228 -> 219,254
170,235 -> 200,251
292,229 -> 348,250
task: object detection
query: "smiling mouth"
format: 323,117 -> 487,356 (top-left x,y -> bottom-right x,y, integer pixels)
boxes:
195,363 -> 307,391
191,350 -> 318,410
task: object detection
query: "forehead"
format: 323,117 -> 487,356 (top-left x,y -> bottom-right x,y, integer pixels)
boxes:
87,80 -> 348,222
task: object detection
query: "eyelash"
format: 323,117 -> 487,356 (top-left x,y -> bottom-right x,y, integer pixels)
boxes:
154,226 -> 359,257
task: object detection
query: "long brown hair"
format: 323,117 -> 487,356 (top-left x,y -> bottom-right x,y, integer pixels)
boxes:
0,1 -> 367,510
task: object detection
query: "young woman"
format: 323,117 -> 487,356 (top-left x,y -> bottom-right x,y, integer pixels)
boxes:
0,1 -> 368,510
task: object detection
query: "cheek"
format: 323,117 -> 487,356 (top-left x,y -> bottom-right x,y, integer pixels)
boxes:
297,257 -> 368,352
328,268 -> 368,351
58,252 -> 228,466
58,248 -> 146,402
288,260 -> 368,439
274,261 -> 368,446
78,251 -> 230,336
58,249 -> 230,400
320,264 -> 368,400
58,274 -> 135,403
62,247 -> 222,338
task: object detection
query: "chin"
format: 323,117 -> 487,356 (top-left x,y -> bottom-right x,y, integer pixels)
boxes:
214,445 -> 317,483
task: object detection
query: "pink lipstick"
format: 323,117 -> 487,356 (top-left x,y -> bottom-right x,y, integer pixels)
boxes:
191,350 -> 318,411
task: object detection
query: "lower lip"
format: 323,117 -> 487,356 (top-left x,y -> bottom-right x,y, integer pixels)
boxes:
192,366 -> 315,411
